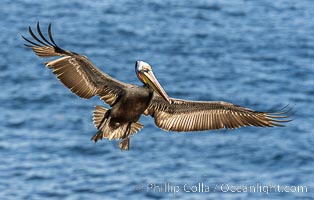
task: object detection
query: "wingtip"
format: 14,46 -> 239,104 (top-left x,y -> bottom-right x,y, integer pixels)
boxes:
267,104 -> 295,115
23,43 -> 33,47
28,26 -> 32,33
36,22 -> 40,31
266,104 -> 295,127
21,34 -> 26,40
21,34 -> 31,47
48,23 -> 58,46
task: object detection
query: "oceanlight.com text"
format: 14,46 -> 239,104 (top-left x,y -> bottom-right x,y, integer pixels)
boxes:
135,182 -> 308,195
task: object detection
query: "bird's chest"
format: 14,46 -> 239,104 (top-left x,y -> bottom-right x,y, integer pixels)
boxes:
110,87 -> 152,122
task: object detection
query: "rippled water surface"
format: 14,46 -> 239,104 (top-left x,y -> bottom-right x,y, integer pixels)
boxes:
1,0 -> 313,199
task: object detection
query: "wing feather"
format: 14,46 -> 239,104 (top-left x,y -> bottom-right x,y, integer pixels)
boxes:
145,95 -> 292,132
22,23 -> 127,106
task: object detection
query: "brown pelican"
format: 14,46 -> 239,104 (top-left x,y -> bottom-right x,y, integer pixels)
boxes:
22,23 -> 292,151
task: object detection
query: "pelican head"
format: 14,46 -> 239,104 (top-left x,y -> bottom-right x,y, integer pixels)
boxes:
135,61 -> 171,104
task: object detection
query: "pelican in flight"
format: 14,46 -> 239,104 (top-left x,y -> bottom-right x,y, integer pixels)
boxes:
22,23 -> 292,151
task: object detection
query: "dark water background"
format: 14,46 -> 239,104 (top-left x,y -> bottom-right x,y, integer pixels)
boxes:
0,0 -> 313,199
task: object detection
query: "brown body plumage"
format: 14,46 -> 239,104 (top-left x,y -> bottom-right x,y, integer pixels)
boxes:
22,23 -> 292,151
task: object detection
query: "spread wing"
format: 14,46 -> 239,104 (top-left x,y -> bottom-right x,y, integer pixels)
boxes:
144,95 -> 292,132
22,23 -> 127,106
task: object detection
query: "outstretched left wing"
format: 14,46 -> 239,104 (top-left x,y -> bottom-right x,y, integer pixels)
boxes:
22,22 -> 128,106
144,95 -> 292,132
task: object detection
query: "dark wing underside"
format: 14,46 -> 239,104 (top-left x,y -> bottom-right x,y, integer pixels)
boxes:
144,95 -> 292,132
22,23 -> 128,106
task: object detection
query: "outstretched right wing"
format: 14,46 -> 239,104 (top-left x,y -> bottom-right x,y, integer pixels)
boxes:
22,22 -> 128,106
145,94 -> 293,132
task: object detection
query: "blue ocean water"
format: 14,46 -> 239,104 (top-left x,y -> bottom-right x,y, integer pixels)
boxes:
0,0 -> 313,199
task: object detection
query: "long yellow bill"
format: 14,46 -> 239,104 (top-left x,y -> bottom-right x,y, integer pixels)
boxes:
142,70 -> 172,104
